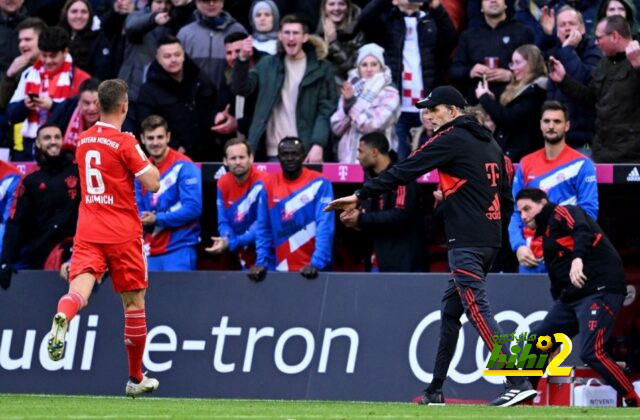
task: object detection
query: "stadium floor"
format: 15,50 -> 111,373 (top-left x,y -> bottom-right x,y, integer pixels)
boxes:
0,395 -> 637,419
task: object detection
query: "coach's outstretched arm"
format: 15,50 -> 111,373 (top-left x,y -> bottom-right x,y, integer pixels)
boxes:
325,130 -> 452,212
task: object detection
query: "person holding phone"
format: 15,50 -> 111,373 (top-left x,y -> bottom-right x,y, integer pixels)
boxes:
7,26 -> 90,161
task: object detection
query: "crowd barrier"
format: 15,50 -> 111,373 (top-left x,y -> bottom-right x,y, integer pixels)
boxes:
0,271 -> 571,401
11,161 -> 640,184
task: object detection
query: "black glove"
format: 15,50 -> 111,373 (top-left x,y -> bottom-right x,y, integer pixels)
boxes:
247,265 -> 267,282
0,263 -> 16,290
300,266 -> 318,280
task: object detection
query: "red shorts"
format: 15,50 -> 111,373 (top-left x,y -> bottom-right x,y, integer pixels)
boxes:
69,237 -> 148,293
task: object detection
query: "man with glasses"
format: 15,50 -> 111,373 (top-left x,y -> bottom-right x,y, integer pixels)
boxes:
548,15 -> 640,162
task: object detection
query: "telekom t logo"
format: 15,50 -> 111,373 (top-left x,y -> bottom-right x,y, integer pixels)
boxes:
338,165 -> 349,181
485,163 -> 500,187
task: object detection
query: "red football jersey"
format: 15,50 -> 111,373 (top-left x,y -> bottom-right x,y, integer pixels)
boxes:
75,122 -> 152,243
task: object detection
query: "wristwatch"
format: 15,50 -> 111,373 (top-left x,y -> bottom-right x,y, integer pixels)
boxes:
354,189 -> 365,201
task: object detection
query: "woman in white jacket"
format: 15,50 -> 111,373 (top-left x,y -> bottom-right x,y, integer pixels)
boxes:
330,43 -> 400,163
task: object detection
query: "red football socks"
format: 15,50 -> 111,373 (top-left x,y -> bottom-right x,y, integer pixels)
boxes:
56,291 -> 84,321
124,308 -> 147,383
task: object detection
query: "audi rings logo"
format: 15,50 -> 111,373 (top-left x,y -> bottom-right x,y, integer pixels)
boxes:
408,310 -> 548,385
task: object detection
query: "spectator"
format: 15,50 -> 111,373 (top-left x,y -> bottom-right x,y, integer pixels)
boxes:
513,1 -> 599,47
58,0 -> 115,80
340,131 -> 424,272
316,0 -> 364,84
231,14 -> 337,162
248,0 -> 279,55
596,0 -> 639,39
0,0 -> 28,77
0,160 -> 21,262
47,77 -> 100,147
97,0 -> 141,81
135,115 -> 202,271
466,0 -> 516,28
0,124 -> 80,278
177,0 -> 246,90
548,15 -> 640,162
119,0 -> 174,103
137,35 -> 219,161
249,136 -> 334,280
450,0 -> 534,103
330,43 -> 400,163
206,137 -> 268,269
214,31 -> 264,139
410,107 -> 435,151
359,0 -> 458,160
0,17 -> 47,110
476,44 -> 548,162
7,26 -> 90,161
545,6 -> 601,154
509,100 -> 598,273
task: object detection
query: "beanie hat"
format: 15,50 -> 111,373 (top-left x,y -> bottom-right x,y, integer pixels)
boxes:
356,43 -> 385,67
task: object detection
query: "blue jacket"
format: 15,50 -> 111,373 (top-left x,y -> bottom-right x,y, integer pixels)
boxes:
216,167 -> 267,268
256,168 -> 334,271
0,162 -> 21,258
508,146 -> 598,273
135,148 -> 202,256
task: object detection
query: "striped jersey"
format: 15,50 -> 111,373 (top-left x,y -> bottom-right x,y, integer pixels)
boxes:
508,145 -> 598,272
216,167 -> 267,268
135,148 -> 202,256
256,168 -> 334,271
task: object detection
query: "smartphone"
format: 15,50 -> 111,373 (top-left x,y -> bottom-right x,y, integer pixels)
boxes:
28,93 -> 39,100
547,59 -> 555,73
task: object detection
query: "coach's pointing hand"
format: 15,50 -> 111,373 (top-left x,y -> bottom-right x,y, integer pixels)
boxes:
324,194 -> 358,212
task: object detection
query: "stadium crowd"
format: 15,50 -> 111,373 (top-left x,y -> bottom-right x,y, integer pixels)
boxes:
0,0 -> 639,277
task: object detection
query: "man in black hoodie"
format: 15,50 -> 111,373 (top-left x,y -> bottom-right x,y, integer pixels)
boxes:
340,131 -> 425,272
136,35 -> 218,161
326,85 -> 536,407
449,0 -> 534,103
515,187 -> 639,407
0,123 -> 80,290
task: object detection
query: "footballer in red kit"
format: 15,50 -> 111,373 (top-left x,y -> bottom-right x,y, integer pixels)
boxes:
46,80 -> 162,398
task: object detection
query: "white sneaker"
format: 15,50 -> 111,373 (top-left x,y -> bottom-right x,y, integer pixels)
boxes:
126,373 -> 159,398
47,312 -> 68,361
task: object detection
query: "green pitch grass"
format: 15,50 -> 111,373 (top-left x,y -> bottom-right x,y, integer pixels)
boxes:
0,395 -> 636,419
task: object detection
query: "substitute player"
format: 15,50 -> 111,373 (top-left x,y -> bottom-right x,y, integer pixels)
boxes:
325,86 -> 536,407
516,188 -> 640,407
46,79 -> 161,398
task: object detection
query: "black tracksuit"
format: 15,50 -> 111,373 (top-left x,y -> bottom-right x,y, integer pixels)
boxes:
1,151 -> 80,269
528,203 -> 636,399
356,115 -> 513,249
357,160 -> 424,272
356,115 -> 525,386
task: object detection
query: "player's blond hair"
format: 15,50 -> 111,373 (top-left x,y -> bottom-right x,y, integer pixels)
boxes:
98,79 -> 128,114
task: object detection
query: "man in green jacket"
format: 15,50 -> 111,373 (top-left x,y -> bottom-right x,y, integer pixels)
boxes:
548,15 -> 640,162
231,14 -> 337,162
